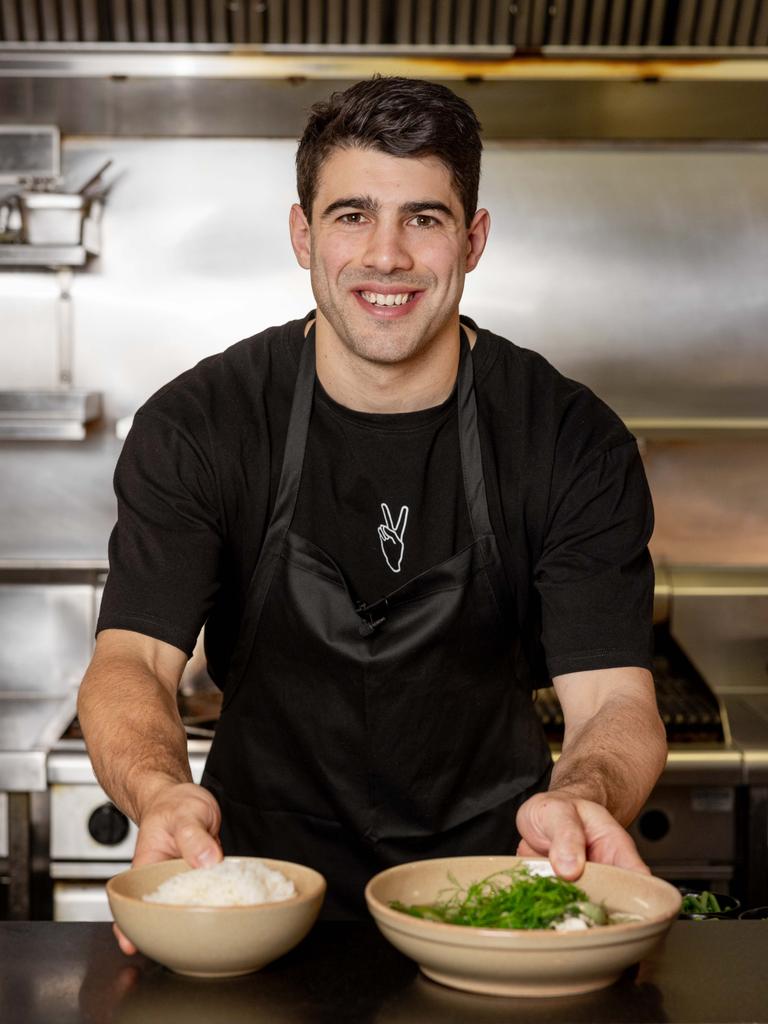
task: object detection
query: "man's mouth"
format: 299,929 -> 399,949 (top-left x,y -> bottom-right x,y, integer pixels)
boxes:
357,290 -> 418,307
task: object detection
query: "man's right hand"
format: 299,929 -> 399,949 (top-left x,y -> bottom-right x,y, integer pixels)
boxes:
114,782 -> 223,956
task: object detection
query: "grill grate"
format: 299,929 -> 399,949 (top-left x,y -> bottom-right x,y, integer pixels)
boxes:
0,1 -> 766,47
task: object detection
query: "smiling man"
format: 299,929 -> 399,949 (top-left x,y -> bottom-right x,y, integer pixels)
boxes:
79,77 -> 666,945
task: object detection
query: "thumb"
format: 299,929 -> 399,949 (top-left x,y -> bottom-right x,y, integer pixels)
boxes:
517,795 -> 587,879
174,817 -> 223,868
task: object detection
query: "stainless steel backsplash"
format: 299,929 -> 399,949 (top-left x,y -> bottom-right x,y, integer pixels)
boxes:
0,136 -> 766,565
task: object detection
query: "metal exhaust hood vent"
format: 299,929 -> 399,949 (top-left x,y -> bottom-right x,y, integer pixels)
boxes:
0,1 -> 765,53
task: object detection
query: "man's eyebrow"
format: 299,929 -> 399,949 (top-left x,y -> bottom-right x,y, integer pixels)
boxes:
321,196 -> 379,219
320,197 -> 457,221
400,200 -> 456,221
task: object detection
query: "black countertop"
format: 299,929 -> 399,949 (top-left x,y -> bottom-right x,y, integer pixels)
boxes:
2,921 -> 768,1024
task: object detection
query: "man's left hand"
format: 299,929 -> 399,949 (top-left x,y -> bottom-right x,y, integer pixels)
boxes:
516,789 -> 649,880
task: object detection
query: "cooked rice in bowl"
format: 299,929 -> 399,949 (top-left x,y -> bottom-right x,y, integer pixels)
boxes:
143,857 -> 296,906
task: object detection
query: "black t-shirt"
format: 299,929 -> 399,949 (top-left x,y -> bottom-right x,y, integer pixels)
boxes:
97,312 -> 655,687
293,377 -> 472,606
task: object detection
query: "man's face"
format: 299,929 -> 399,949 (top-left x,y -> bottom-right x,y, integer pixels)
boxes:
290,146 -> 489,366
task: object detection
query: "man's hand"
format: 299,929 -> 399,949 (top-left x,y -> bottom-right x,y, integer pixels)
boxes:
515,789 -> 649,881
114,782 -> 223,955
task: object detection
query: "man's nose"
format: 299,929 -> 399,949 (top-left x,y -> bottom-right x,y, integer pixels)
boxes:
361,222 -> 414,274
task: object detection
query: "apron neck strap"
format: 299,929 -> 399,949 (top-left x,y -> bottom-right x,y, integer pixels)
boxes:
269,324 -> 317,532
457,328 -> 494,541
275,321 -> 493,542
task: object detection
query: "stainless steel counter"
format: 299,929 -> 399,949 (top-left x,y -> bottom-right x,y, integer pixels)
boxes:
3,920 -> 768,1024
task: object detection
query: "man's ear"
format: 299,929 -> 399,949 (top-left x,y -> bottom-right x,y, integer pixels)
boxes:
289,203 -> 311,269
465,208 -> 491,273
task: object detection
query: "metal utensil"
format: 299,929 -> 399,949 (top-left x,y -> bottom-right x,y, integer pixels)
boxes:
76,159 -> 112,195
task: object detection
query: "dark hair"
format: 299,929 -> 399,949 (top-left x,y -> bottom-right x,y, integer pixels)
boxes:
296,76 -> 483,227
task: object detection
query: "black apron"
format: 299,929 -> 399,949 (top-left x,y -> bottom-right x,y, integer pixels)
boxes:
202,325 -> 552,919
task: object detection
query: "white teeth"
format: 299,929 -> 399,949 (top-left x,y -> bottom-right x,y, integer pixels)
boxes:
360,291 -> 415,306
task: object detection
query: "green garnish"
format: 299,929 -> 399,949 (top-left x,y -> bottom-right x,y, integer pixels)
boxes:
390,866 -> 601,930
681,891 -> 723,915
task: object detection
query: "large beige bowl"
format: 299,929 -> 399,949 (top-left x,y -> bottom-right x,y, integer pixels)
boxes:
107,857 -> 326,978
365,856 -> 681,997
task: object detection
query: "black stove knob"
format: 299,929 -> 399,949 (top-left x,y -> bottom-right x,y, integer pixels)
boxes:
637,808 -> 670,842
88,803 -> 130,846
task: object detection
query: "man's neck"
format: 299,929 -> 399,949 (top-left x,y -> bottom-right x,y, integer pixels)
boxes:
309,315 -> 476,414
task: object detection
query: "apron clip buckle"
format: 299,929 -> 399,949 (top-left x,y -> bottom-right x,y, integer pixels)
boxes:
356,598 -> 389,637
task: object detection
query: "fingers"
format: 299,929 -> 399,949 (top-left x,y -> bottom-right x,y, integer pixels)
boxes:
113,922 -> 137,957
601,829 -> 651,875
516,791 -> 651,879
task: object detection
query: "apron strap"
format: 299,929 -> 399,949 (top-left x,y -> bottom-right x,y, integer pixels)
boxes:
270,327 -> 317,531
221,329 -> 316,708
457,329 -> 494,542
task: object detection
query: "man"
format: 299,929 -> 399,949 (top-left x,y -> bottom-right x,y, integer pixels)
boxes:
79,77 -> 666,949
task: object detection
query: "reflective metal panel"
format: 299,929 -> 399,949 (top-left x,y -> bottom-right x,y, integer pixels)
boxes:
0,138 -> 765,430
0,584 -> 94,692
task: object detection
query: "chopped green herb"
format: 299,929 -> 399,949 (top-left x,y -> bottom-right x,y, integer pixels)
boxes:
681,891 -> 723,915
390,866 -> 604,930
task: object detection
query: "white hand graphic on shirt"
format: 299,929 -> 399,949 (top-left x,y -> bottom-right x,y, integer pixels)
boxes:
378,502 -> 409,573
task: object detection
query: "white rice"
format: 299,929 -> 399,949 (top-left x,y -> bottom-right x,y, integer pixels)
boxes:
143,858 -> 296,907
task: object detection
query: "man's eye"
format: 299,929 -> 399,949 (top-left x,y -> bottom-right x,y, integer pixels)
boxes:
412,215 -> 438,227
339,212 -> 365,224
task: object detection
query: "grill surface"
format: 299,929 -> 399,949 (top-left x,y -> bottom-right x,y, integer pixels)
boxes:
535,626 -> 726,745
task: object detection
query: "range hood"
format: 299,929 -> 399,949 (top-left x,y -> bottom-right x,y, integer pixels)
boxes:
0,0 -> 766,53
1,2 -> 767,140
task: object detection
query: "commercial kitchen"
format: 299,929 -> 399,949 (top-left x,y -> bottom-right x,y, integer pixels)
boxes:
1,2 -> 768,1021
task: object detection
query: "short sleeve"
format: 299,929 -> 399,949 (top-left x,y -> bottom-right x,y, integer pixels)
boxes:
534,438 -> 655,679
96,409 -> 223,656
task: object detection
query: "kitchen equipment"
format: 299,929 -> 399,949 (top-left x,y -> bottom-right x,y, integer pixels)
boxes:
75,159 -> 112,195
16,157 -> 111,247
365,856 -> 681,997
19,191 -> 87,246
0,125 -> 106,438
0,126 -> 59,186
0,126 -> 105,274
678,888 -> 741,919
0,258 -> 104,439
739,906 -> 768,919
107,857 -> 326,977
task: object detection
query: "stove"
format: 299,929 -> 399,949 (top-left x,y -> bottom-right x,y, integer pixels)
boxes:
47,691 -> 220,921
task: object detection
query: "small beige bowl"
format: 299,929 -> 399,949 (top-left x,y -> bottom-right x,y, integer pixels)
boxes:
365,855 -> 681,997
107,857 -> 326,978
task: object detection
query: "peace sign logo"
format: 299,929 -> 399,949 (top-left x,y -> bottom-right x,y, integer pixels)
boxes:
378,502 -> 409,573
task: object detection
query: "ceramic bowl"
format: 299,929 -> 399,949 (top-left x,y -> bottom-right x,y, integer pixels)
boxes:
738,906 -> 768,920
678,887 -> 740,920
107,857 -> 326,978
365,855 -> 681,997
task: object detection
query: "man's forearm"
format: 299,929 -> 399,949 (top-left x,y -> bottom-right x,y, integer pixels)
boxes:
550,685 -> 667,826
78,650 -> 191,824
